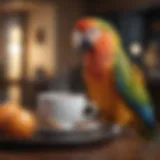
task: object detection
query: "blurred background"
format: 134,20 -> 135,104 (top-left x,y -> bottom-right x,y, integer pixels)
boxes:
0,0 -> 159,119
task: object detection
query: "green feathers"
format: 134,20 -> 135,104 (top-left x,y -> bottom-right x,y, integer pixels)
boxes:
115,49 -> 152,105
114,47 -> 155,131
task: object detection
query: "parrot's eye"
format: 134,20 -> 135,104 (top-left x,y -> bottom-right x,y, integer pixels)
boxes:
72,30 -> 83,48
86,28 -> 101,43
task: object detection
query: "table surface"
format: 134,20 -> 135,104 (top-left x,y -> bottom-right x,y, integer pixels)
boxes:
0,131 -> 160,160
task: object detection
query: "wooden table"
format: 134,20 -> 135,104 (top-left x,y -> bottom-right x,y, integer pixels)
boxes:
0,132 -> 159,160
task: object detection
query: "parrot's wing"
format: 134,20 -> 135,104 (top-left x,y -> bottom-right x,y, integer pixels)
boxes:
114,49 -> 155,129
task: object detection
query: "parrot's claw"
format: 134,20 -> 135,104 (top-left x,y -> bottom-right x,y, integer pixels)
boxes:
111,124 -> 123,136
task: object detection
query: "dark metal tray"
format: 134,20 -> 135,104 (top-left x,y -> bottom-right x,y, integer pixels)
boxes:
0,124 -> 114,149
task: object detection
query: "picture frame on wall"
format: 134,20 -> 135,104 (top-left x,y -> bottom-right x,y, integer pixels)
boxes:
36,28 -> 46,44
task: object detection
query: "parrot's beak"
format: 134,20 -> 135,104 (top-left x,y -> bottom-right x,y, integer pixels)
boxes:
72,30 -> 92,53
79,38 -> 92,52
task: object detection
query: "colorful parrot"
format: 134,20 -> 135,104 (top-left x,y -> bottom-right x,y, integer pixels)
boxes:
72,17 -> 157,139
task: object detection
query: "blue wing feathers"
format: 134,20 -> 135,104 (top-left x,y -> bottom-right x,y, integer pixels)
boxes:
115,50 -> 155,130
116,78 -> 155,129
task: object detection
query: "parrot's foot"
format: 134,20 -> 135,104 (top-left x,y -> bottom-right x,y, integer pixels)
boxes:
111,124 -> 123,137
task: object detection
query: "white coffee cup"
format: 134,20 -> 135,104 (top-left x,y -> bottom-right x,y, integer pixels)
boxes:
37,91 -> 97,130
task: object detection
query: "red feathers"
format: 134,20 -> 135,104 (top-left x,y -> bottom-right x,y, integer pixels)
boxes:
74,18 -> 95,31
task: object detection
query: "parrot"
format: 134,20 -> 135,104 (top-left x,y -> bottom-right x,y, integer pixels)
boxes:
71,17 -> 157,139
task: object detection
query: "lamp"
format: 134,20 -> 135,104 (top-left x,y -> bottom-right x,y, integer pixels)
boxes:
7,24 -> 22,55
6,18 -> 23,80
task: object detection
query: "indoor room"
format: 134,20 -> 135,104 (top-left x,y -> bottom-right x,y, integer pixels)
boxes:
0,0 -> 159,160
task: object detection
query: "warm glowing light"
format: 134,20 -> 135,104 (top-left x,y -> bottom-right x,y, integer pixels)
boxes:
129,42 -> 142,56
10,26 -> 22,42
6,19 -> 23,80
7,25 -> 22,55
8,43 -> 22,56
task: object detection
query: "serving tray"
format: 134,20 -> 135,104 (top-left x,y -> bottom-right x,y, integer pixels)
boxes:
0,123 -> 116,149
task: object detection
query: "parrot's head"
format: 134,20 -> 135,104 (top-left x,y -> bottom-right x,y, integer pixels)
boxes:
72,17 -> 122,71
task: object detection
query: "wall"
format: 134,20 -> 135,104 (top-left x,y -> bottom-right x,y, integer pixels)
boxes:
54,0 -> 86,71
27,5 -> 56,79
27,0 -> 86,79
88,0 -> 160,13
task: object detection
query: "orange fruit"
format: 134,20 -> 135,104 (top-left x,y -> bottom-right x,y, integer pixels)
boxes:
0,102 -> 21,131
7,108 -> 37,138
